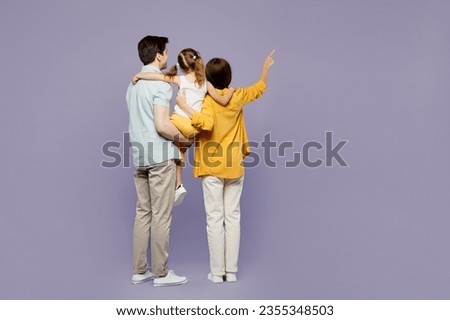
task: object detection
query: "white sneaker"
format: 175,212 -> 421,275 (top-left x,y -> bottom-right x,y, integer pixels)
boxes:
153,270 -> 188,287
225,272 -> 237,282
208,273 -> 224,283
174,185 -> 187,207
131,270 -> 154,284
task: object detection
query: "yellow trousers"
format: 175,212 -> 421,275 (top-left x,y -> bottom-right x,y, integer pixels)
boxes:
170,113 -> 198,165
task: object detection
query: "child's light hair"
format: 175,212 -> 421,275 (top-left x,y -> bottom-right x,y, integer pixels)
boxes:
165,48 -> 205,86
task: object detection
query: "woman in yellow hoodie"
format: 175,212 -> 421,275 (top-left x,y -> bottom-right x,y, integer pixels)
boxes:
176,50 -> 275,283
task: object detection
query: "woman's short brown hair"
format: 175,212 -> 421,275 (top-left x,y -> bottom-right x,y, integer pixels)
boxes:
205,58 -> 232,90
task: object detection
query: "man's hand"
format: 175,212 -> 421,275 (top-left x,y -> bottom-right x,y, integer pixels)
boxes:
154,105 -> 190,142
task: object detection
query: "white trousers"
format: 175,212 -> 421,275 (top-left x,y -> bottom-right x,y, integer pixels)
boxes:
202,175 -> 244,276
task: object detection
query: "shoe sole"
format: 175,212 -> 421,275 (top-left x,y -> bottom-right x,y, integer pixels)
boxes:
153,278 -> 188,287
131,276 -> 155,285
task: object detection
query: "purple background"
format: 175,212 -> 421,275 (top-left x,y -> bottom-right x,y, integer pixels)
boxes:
1,0 -> 450,299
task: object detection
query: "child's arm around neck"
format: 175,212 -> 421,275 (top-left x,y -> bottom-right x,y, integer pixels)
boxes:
132,72 -> 180,86
206,82 -> 235,106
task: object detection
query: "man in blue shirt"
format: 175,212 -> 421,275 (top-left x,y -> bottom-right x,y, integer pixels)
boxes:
126,35 -> 189,287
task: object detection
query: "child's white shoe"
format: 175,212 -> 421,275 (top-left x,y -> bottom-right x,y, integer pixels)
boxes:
174,185 -> 187,207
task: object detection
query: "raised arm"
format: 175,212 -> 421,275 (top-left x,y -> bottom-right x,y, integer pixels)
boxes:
258,49 -> 275,84
236,50 -> 275,105
132,72 -> 180,86
206,81 -> 235,106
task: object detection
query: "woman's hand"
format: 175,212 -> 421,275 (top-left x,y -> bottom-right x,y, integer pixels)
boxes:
176,90 -> 195,119
264,49 -> 275,69
259,49 -> 275,83
176,89 -> 187,108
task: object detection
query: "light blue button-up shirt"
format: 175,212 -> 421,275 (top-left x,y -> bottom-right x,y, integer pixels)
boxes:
126,65 -> 180,167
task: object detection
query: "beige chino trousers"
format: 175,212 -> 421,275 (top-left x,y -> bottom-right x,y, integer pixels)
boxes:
202,175 -> 245,277
133,160 -> 176,277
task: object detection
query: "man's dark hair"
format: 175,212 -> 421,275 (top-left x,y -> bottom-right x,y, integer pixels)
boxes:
205,58 -> 232,90
138,35 -> 169,65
